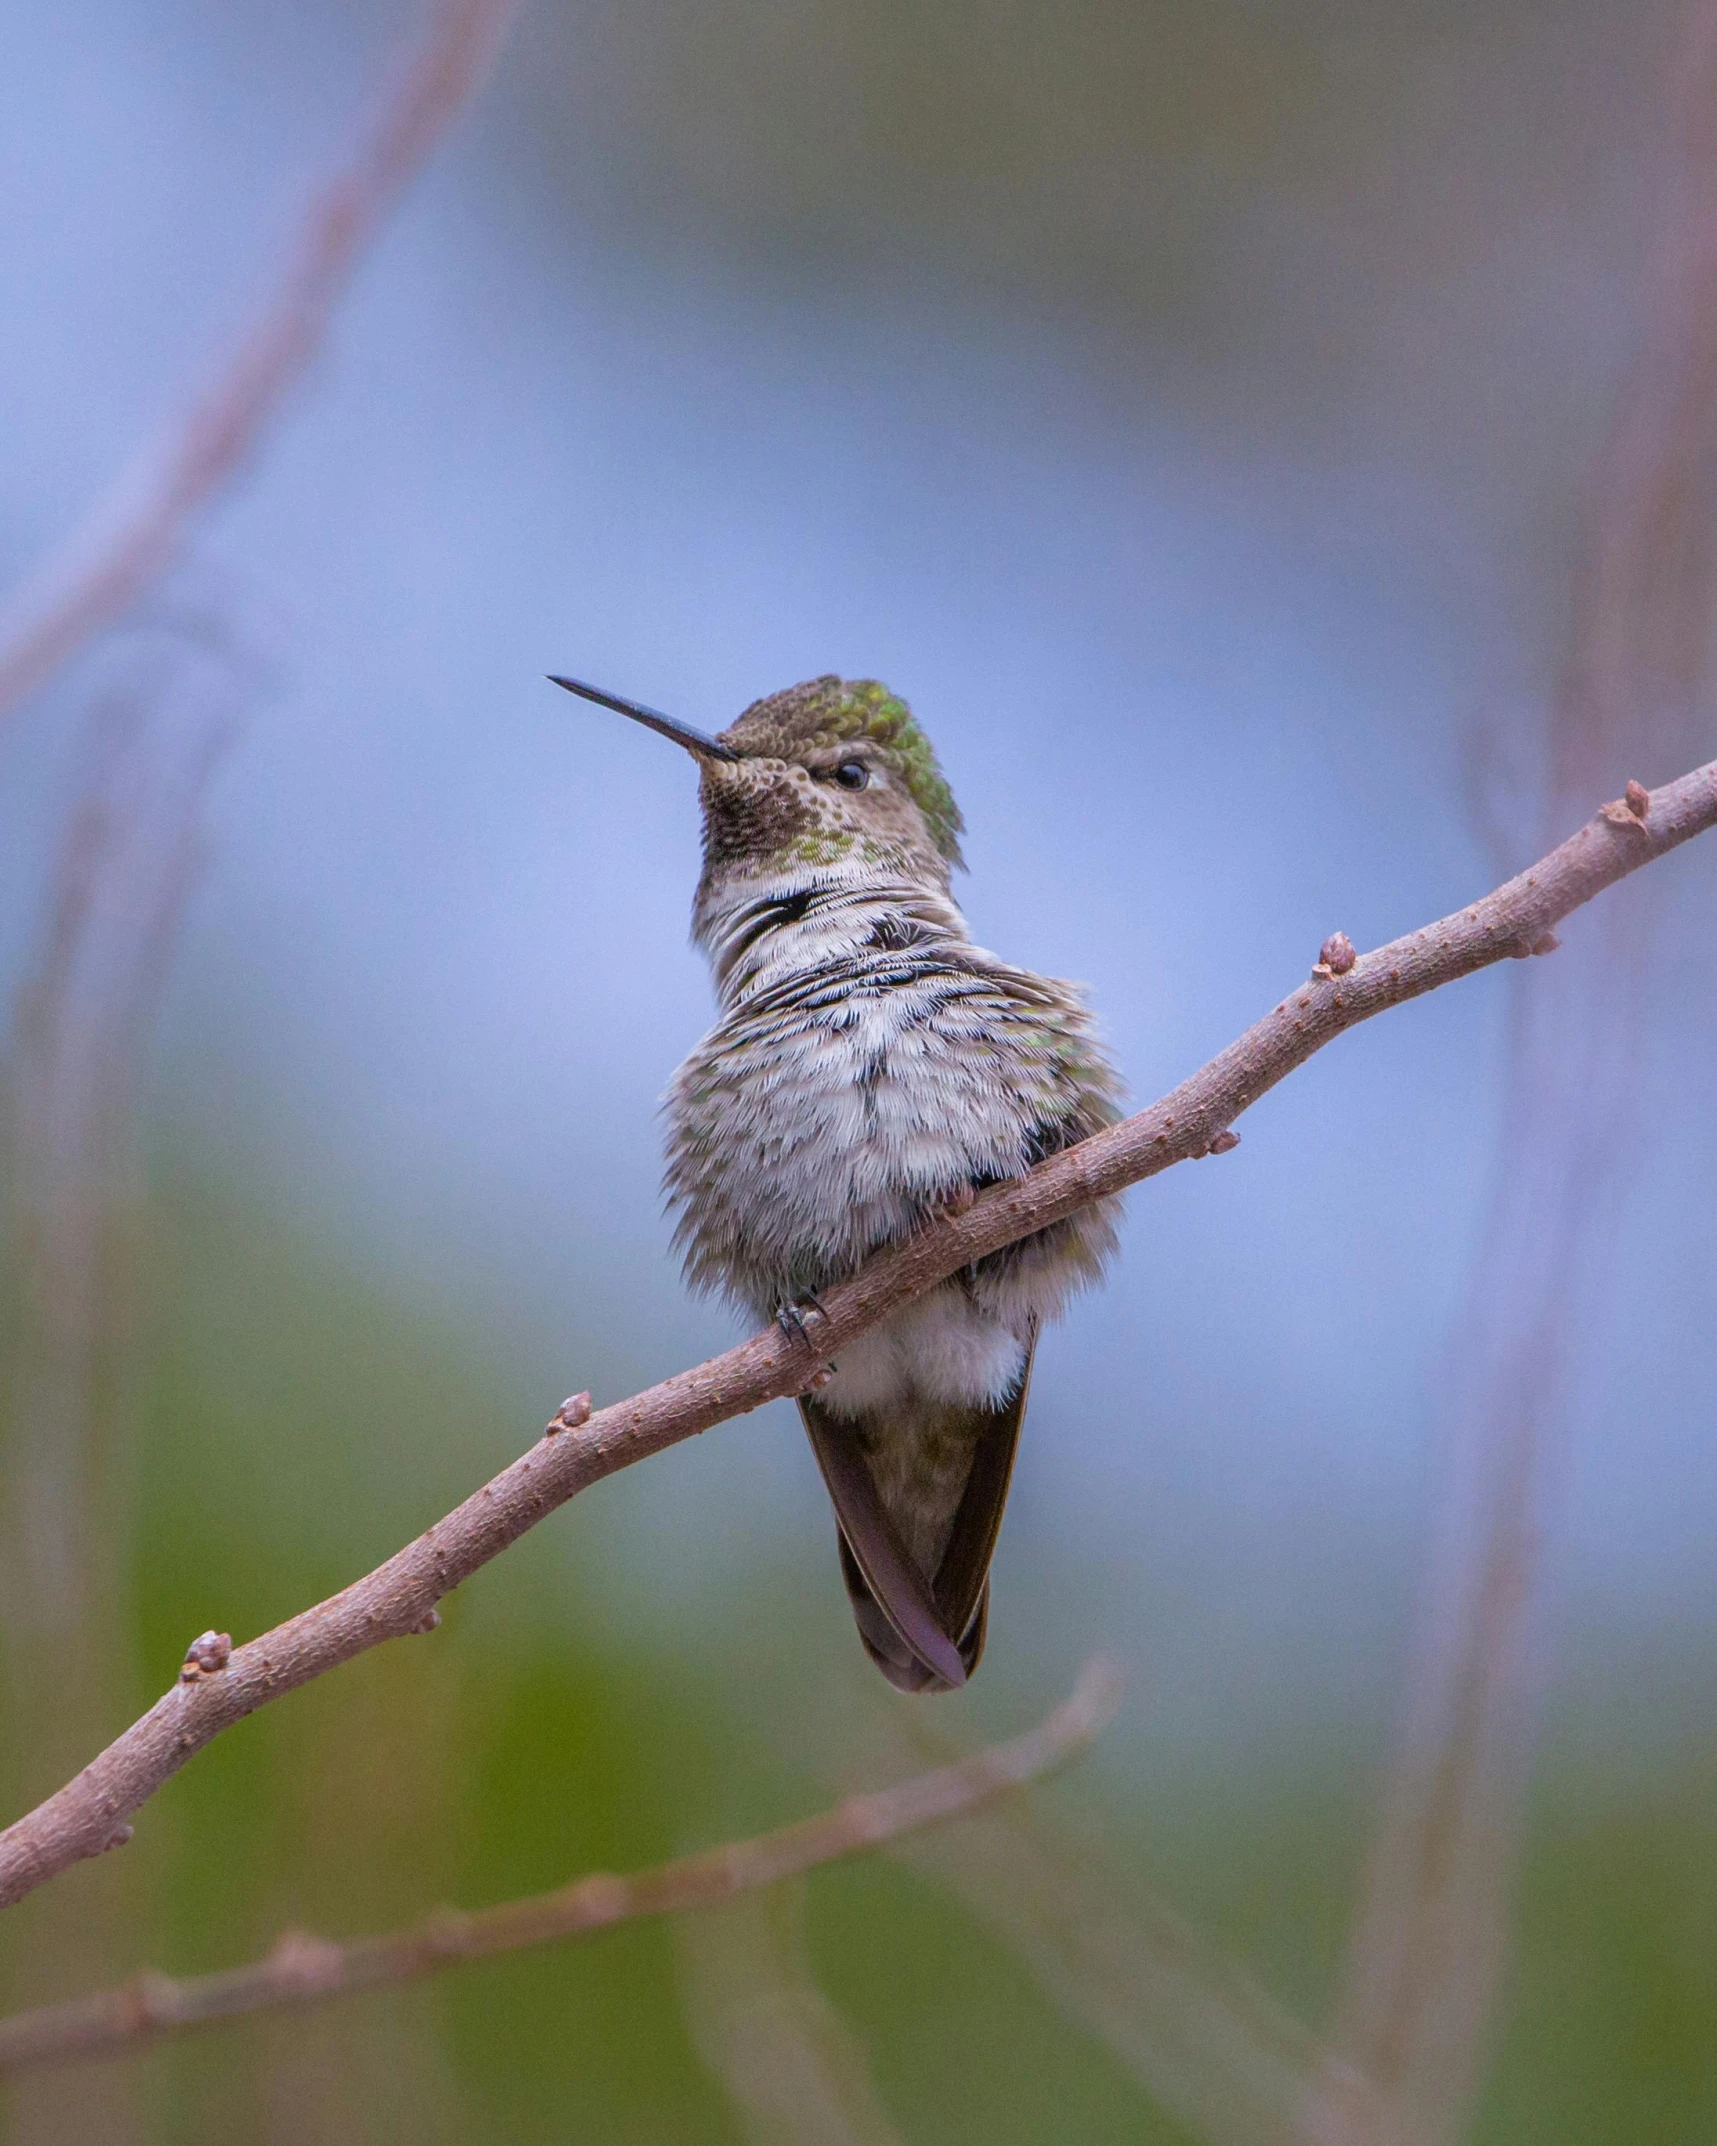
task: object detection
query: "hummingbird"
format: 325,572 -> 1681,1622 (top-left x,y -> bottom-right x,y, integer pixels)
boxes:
553,672 -> 1122,1692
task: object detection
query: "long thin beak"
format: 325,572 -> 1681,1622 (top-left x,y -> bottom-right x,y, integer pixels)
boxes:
548,675 -> 740,762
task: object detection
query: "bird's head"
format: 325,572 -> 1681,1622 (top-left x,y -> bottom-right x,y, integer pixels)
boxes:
552,672 -> 966,927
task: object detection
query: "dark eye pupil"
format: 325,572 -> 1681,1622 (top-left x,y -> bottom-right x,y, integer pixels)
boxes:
834,761 -> 868,790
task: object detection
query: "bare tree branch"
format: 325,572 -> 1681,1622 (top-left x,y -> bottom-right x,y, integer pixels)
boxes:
0,1664 -> 1118,2077
0,0 -> 520,726
0,752 -> 1713,1917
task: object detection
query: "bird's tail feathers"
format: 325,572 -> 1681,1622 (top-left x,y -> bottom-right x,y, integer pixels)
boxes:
799,1345 -> 1031,1694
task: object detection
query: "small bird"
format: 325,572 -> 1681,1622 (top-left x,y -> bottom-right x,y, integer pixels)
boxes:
554,672 -> 1122,1692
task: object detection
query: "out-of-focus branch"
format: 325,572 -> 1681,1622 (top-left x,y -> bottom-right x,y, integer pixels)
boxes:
0,1664 -> 1117,2077
0,0 -> 520,726
0,632 -> 246,2146
2,662 -> 232,1651
1,753 -> 1715,1916
677,1882 -> 908,2146
856,1701 -> 1344,2146
1301,9 -> 1717,2142
1557,0 -> 1717,818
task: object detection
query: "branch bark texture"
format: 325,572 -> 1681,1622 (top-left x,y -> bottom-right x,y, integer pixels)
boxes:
0,0 -> 519,725
1,756 -> 1714,1914
0,1664 -> 1116,2076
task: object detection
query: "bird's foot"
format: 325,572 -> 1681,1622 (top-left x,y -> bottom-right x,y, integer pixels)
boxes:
775,1292 -> 829,1348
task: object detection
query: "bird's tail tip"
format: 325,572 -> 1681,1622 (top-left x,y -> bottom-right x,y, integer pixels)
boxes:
838,1534 -> 987,1695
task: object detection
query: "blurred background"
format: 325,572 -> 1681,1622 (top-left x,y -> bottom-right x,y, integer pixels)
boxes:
2,0 -> 1716,2139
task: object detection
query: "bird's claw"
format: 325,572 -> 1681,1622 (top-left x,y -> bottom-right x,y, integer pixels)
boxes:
775,1293 -> 828,1347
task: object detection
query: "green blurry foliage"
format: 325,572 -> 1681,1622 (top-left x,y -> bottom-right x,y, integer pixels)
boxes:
0,1144 -> 1711,2142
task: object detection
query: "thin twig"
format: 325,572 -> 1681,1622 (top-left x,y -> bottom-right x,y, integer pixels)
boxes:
0,0 -> 520,725
0,753 -> 1714,1916
0,1663 -> 1119,2077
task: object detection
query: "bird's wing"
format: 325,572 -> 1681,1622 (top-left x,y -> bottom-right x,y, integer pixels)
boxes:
931,1333 -> 1033,1661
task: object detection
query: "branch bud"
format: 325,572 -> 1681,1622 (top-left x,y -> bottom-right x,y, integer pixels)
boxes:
179,1631 -> 232,1682
1313,931 -> 1358,978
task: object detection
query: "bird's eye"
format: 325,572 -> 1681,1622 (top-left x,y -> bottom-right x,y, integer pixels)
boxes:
833,761 -> 869,791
